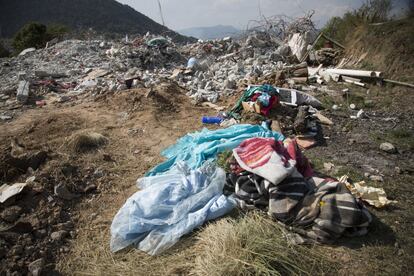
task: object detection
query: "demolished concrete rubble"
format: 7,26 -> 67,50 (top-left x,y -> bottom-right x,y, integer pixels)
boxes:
0,25 -> 326,111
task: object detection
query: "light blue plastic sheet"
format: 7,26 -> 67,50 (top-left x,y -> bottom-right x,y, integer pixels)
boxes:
146,124 -> 284,176
110,162 -> 236,255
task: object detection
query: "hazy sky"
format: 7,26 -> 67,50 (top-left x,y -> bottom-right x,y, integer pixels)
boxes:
117,0 -> 409,30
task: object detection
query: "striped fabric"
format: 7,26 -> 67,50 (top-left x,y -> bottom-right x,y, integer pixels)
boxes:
226,169 -> 372,243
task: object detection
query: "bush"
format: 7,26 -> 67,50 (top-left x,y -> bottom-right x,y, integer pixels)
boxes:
12,22 -> 48,53
46,24 -> 70,40
0,41 -> 10,58
319,0 -> 392,45
12,22 -> 70,54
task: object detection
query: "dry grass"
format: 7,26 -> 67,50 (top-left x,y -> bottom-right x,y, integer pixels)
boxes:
193,212 -> 336,276
59,209 -> 336,275
66,132 -> 108,153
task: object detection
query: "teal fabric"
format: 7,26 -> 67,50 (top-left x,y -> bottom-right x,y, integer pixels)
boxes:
146,124 -> 284,176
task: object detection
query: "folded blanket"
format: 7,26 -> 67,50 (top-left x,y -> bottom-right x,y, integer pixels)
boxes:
233,137 -> 296,184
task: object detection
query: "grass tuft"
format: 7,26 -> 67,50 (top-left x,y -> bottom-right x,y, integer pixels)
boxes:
67,132 -> 108,153
193,212 -> 337,276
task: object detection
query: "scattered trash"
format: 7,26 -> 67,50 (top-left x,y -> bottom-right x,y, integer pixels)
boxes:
369,175 -> 384,182
339,175 -> 397,208
202,116 -> 223,124
36,100 -> 47,107
0,182 -> 27,203
17,80 -> 30,103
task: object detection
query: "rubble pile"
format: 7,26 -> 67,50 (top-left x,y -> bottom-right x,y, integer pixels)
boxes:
0,35 -> 185,112
0,13 -> 324,117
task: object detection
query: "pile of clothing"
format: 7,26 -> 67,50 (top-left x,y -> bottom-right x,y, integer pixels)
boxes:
111,123 -> 283,255
110,124 -> 372,256
231,84 -> 280,116
226,137 -> 372,243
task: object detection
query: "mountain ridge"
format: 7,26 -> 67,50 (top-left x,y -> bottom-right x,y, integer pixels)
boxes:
0,0 -> 194,43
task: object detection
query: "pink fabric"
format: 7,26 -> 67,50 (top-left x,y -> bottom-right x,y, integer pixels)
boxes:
233,137 -> 314,183
233,138 -> 296,184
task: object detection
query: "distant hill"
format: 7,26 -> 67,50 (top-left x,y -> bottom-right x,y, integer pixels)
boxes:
0,0 -> 194,43
178,25 -> 241,40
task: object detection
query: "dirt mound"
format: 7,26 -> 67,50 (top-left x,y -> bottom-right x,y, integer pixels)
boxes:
103,82 -> 186,115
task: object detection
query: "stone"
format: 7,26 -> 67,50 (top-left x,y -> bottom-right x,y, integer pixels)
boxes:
380,142 -> 397,154
34,229 -> 47,239
17,80 -> 30,103
323,162 -> 335,172
54,183 -> 76,200
223,79 -> 236,90
28,258 -> 44,276
364,99 -> 374,107
55,221 -> 74,231
0,115 -> 12,121
395,167 -> 402,174
1,206 -> 23,222
370,175 -> 384,182
50,230 -> 68,241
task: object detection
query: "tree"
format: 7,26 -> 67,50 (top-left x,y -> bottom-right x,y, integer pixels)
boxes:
12,22 -> 48,53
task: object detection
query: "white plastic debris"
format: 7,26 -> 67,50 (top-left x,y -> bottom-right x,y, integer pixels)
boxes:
339,175 -> 396,208
0,183 -> 27,203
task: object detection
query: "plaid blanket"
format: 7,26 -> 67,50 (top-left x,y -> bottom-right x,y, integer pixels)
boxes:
226,169 -> 372,243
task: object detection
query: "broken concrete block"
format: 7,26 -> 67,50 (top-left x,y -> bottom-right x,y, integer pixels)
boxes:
17,80 -> 30,103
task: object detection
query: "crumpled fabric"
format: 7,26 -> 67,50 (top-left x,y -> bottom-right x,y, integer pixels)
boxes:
230,84 -> 279,117
110,162 -> 236,255
250,93 -> 279,116
226,170 -> 372,244
233,137 -> 296,185
146,123 -> 284,176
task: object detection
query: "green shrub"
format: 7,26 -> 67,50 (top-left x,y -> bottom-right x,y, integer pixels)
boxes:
12,22 -> 70,54
0,41 -> 10,58
46,24 -> 70,40
13,22 -> 48,53
318,0 -> 392,47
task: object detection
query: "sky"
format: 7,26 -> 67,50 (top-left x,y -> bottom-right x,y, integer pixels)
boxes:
117,0 -> 410,30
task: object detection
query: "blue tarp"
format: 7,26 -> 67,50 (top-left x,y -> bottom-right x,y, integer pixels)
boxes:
146,124 -> 284,176
110,162 -> 235,255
